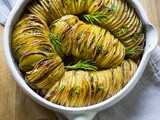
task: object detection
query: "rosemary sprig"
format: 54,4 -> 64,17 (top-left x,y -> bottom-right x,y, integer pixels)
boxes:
97,45 -> 103,54
74,86 -> 80,95
57,85 -> 66,94
65,60 -> 98,71
75,18 -> 79,24
83,11 -> 108,24
50,33 -> 64,58
98,84 -> 104,91
119,25 -> 128,34
126,46 -> 143,55
111,4 -> 118,14
131,32 -> 141,41
83,4 -> 118,24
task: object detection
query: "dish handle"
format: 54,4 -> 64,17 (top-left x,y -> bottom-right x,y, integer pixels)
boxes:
62,112 -> 97,120
144,23 -> 158,54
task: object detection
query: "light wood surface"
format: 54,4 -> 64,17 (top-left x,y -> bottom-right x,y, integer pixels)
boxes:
0,0 -> 160,120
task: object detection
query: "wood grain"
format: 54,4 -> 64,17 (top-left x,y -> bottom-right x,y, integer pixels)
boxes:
0,0 -> 160,120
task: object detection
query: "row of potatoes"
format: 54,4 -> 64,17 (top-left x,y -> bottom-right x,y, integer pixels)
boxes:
50,15 -> 126,69
12,0 -> 142,107
28,0 -> 144,59
45,59 -> 137,107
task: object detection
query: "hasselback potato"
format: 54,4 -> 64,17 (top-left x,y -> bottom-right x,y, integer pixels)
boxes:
27,0 -> 144,59
50,15 -> 126,68
12,0 -> 144,107
26,57 -> 64,90
12,14 -> 57,72
12,14 -> 65,89
27,0 -> 95,24
85,0 -> 144,59
45,59 -> 137,107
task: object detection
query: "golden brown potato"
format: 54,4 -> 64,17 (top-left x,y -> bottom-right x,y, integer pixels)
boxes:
12,0 -> 144,107
85,0 -> 144,59
50,15 -> 126,69
45,59 -> 137,107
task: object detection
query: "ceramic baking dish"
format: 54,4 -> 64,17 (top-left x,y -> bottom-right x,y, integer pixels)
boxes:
4,0 -> 158,119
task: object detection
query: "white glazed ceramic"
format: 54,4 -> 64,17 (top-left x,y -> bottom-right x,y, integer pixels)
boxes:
4,0 -> 158,120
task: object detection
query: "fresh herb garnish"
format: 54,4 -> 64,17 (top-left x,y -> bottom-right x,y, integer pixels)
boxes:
50,33 -> 64,58
65,60 -> 98,71
119,25 -> 128,34
111,4 -> 118,14
83,11 -> 108,24
98,84 -> 104,91
74,86 -> 80,95
83,4 -> 118,24
91,35 -> 96,44
83,0 -> 87,3
126,46 -> 143,55
97,45 -> 103,54
57,85 -> 66,93
75,18 -> 79,24
61,34 -> 65,40
131,32 -> 141,41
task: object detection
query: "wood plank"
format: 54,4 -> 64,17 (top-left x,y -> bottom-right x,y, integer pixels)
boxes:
0,0 -> 159,119
0,22 -> 58,120
139,0 -> 160,45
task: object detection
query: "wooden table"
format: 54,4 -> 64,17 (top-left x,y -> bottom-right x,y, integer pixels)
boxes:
0,0 -> 160,119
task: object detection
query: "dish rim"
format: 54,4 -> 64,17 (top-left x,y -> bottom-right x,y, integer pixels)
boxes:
3,0 -> 158,114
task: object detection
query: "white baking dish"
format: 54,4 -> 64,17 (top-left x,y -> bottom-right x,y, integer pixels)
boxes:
3,0 -> 158,120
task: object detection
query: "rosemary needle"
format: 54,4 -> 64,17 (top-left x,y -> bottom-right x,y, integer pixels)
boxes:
111,4 -> 118,14
50,33 -> 64,58
83,4 -> 118,24
131,32 -> 141,41
126,46 -> 143,55
119,26 -> 128,34
57,85 -> 66,94
83,11 -> 108,24
65,60 -> 98,71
